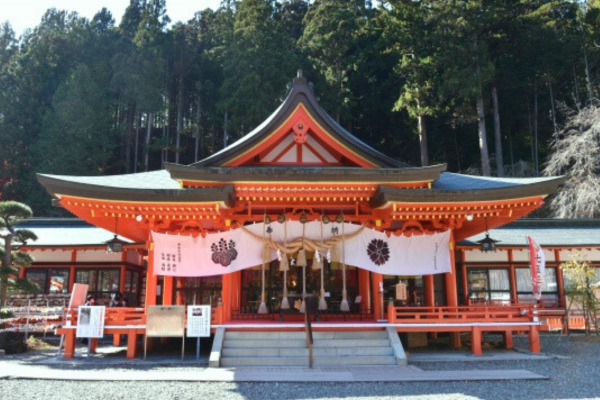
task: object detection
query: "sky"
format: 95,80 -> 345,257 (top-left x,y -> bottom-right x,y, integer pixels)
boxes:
2,0 -> 222,37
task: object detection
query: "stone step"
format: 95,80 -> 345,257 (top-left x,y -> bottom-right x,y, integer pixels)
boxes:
223,346 -> 393,358
313,346 -> 394,356
224,330 -> 387,340
220,356 -> 309,367
223,339 -> 308,348
225,331 -> 305,340
313,339 -> 390,347
222,347 -> 309,357
218,329 -> 399,367
313,331 -> 388,339
313,355 -> 398,366
221,355 -> 398,367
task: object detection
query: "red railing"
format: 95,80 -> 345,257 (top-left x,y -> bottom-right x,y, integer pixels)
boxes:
387,304 -> 535,324
63,306 -> 223,328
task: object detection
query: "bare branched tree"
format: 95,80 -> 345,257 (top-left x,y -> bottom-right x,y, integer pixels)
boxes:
544,101 -> 600,218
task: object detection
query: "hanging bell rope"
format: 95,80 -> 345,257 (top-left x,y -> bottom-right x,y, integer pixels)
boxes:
318,215 -> 327,311
238,223 -> 366,254
257,216 -> 269,314
299,217 -> 307,313
340,214 -> 350,312
280,214 -> 290,310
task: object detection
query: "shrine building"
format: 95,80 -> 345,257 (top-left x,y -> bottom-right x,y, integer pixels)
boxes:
28,71 -> 580,364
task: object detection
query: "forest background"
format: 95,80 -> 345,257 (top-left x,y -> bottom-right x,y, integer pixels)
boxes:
0,0 -> 598,217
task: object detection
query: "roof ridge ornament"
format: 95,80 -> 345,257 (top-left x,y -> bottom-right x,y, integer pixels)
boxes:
293,69 -> 307,85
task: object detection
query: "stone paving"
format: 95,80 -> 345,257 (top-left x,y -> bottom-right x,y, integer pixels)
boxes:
0,345 -> 550,382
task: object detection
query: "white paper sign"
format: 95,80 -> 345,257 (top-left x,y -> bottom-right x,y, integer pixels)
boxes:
76,306 -> 106,338
187,305 -> 211,337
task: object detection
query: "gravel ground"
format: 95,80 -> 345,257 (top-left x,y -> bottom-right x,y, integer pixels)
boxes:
0,333 -> 599,400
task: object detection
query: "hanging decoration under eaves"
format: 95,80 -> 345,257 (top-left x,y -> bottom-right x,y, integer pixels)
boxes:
151,221 -> 451,277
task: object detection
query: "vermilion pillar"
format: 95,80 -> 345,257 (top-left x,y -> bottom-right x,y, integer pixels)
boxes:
162,276 -> 174,305
372,272 -> 383,320
508,249 -> 517,303
555,249 -> 565,308
358,269 -> 369,311
176,278 -> 185,305
445,231 -> 461,348
425,275 -> 435,307
221,272 -> 233,322
119,252 -> 127,295
145,241 -> 157,307
68,250 -> 77,291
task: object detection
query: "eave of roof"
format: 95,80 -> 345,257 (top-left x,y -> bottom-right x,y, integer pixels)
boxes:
370,173 -> 567,208
16,218 -> 134,247
191,73 -> 411,168
461,218 -> 600,247
166,163 -> 447,183
36,172 -> 236,206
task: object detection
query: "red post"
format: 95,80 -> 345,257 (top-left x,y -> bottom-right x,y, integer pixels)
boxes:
358,269 -> 369,312
176,278 -> 185,305
68,250 -> 77,292
63,330 -> 76,359
529,325 -> 541,353
145,241 -> 157,307
471,326 -> 482,355
163,276 -> 174,305
221,273 -> 232,322
508,249 -> 517,303
555,250 -> 565,308
372,273 -> 384,320
446,231 -> 461,348
126,330 -> 138,359
424,275 -> 435,307
504,330 -> 514,349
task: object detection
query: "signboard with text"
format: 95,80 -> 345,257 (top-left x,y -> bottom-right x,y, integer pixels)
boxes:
76,306 -> 105,338
187,305 -> 211,338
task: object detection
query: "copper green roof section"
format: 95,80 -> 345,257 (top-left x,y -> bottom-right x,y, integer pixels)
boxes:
370,173 -> 566,207
17,218 -> 132,246
462,218 -> 600,247
166,163 -> 446,183
37,171 -> 236,206
191,71 -> 411,169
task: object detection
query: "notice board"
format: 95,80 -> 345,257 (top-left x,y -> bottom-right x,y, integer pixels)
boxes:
76,306 -> 106,338
187,305 -> 211,338
146,306 -> 185,337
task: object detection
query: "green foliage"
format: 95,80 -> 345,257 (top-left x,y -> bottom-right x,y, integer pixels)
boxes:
561,252 -> 600,335
0,201 -> 38,307
0,0 -> 596,210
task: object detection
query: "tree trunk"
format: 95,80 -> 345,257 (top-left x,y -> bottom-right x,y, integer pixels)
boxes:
194,87 -> 201,163
584,47 -> 593,105
176,79 -> 183,164
547,70 -> 558,135
417,114 -> 429,166
573,63 -> 581,111
533,82 -> 539,176
476,88 -> 491,176
145,112 -> 153,171
223,110 -> 228,148
125,105 -> 136,173
491,86 -> 504,177
453,124 -> 461,171
134,112 -> 141,173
